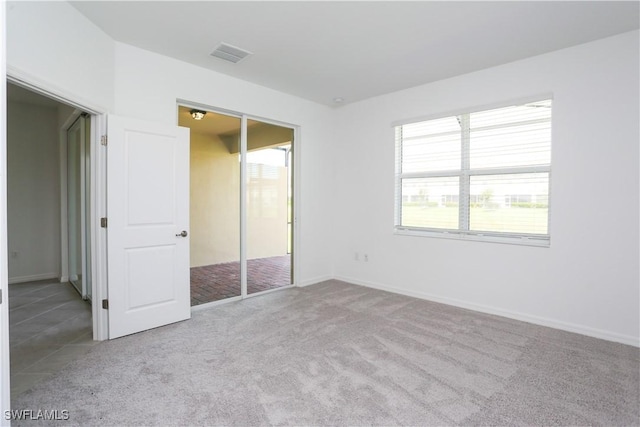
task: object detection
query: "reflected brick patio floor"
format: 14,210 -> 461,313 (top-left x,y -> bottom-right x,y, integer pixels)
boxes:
190,255 -> 291,306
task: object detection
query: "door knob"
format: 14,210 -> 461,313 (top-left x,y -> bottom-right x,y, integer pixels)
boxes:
176,230 -> 188,237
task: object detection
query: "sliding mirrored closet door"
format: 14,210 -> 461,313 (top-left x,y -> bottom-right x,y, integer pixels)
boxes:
67,114 -> 91,299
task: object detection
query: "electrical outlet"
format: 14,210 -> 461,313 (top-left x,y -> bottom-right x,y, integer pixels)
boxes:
354,252 -> 359,261
364,254 -> 369,262
10,251 -> 18,258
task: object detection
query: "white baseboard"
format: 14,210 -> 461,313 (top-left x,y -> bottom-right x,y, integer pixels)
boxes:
191,295 -> 243,312
334,275 -> 640,348
296,275 -> 334,288
8,273 -> 60,285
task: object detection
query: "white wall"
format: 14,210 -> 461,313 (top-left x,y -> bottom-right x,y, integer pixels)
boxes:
113,42 -> 336,285
7,101 -> 61,282
332,30 -> 640,346
6,1 -> 115,112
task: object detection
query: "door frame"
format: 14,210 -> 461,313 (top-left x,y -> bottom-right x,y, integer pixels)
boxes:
1,2 -> 9,420
176,100 -> 301,305
6,69 -> 109,341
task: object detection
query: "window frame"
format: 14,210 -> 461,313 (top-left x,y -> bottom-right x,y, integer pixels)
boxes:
393,96 -> 552,247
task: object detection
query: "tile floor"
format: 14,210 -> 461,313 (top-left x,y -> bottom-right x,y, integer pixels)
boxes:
190,255 -> 291,305
9,279 -> 98,398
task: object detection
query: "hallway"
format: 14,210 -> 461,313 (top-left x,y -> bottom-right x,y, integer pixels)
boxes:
9,280 -> 97,397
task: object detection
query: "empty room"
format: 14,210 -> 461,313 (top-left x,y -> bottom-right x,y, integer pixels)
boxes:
0,1 -> 638,425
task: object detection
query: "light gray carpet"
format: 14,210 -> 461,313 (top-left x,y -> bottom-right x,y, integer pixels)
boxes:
11,280 -> 640,426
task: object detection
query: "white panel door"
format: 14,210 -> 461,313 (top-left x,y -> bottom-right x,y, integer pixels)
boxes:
107,115 -> 190,339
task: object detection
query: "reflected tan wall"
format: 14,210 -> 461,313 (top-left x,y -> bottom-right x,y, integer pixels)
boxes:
247,164 -> 288,259
190,131 -> 289,267
190,131 -> 240,267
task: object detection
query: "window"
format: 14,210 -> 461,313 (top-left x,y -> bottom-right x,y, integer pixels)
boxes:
394,99 -> 552,245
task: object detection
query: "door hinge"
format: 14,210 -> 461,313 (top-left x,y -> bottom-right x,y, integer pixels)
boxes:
101,135 -> 108,146
100,217 -> 108,228
0,289 -> 2,305
102,299 -> 109,310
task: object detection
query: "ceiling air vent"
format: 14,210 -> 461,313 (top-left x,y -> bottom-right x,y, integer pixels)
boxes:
210,43 -> 252,64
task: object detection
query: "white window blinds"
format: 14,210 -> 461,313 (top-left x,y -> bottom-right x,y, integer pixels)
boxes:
395,99 -> 552,245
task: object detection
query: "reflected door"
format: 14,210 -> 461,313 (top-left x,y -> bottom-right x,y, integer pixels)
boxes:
246,120 -> 293,295
179,109 -> 242,306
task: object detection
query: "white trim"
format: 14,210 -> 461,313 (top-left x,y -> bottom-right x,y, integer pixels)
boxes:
190,295 -> 243,312
6,66 -> 107,115
394,228 -> 550,248
240,115 -> 248,298
0,0 -> 11,416
334,275 -> 640,348
399,165 -> 551,179
391,92 -> 554,128
8,273 -> 59,284
296,275 -> 334,287
92,114 -> 108,340
291,126 -> 300,287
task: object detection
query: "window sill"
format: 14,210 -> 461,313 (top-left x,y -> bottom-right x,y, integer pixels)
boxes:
394,228 -> 550,247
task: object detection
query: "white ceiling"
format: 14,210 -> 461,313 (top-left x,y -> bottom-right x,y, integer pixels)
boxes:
70,1 -> 639,107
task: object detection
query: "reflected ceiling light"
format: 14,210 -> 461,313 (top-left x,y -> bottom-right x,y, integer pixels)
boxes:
190,109 -> 207,120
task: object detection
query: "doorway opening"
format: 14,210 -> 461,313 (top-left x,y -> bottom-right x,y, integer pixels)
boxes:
6,82 -> 98,397
178,106 -> 295,306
